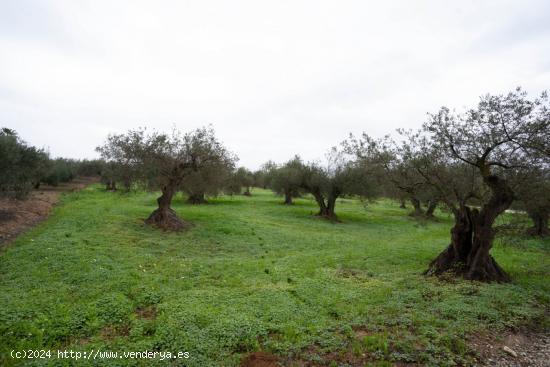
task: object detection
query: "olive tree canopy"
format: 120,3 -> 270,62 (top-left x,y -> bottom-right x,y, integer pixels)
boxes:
270,155 -> 305,205
346,132 -> 439,218
226,167 -> 254,196
179,127 -> 236,204
510,167 -> 550,237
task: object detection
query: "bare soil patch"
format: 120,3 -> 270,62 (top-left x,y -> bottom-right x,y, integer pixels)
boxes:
100,325 -> 130,341
240,352 -> 280,367
135,305 -> 157,320
469,329 -> 550,367
0,177 -> 99,246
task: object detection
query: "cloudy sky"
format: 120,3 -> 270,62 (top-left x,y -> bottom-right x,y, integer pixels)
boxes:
1,0 -> 549,168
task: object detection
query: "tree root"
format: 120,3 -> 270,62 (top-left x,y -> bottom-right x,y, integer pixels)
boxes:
145,208 -> 189,231
424,243 -> 510,283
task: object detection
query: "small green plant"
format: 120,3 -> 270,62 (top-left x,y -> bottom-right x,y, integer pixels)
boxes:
362,333 -> 389,357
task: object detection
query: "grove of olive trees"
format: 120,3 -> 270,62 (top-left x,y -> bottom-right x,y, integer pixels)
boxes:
3,4 -> 550,365
4,88 -> 549,284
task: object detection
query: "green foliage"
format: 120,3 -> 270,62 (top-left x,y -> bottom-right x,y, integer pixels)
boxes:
0,188 -> 548,366
96,126 -> 237,201
361,333 -> 389,356
41,159 -> 105,188
180,128 -> 237,200
0,128 -> 50,198
269,155 -> 304,203
75,159 -> 104,177
95,294 -> 133,325
42,158 -> 77,186
226,167 -> 254,195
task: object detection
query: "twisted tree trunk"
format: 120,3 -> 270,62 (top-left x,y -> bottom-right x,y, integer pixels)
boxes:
145,183 -> 187,231
324,194 -> 338,220
106,180 -> 117,191
425,199 -> 438,218
187,192 -> 207,204
122,178 -> 131,192
527,211 -> 550,237
283,189 -> 293,205
314,190 -> 338,220
410,197 -> 423,217
425,175 -> 513,282
312,190 -> 327,216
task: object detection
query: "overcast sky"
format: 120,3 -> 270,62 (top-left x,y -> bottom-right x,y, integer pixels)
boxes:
1,0 -> 549,168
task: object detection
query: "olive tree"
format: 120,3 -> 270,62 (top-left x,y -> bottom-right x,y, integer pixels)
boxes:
270,155 -> 304,204
300,147 -> 376,220
226,167 -> 254,196
512,168 -> 550,236
420,89 -> 549,282
96,134 -> 140,192
97,127 -> 236,230
346,89 -> 548,281
346,132 -> 439,218
252,160 -> 277,189
100,161 -> 121,191
41,158 -> 78,186
180,127 -> 236,204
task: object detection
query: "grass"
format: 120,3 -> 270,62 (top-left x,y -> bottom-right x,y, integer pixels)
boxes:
0,187 -> 548,366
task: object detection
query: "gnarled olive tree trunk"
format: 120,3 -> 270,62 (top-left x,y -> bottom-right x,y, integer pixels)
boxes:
311,190 -> 327,215
409,197 -> 423,217
121,178 -> 132,192
527,210 -> 550,237
283,188 -> 293,205
311,190 -> 338,220
106,180 -> 117,191
425,199 -> 438,218
145,183 -> 187,231
187,192 -> 207,205
425,175 -> 513,282
325,194 -> 338,219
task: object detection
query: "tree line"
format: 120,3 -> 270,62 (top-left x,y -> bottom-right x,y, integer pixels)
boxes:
0,128 -> 103,198
2,88 -> 548,282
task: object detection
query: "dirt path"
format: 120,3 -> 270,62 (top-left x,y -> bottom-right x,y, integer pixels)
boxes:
470,330 -> 550,367
0,176 -> 99,246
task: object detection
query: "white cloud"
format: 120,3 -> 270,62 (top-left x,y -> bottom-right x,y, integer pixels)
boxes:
1,0 -> 549,168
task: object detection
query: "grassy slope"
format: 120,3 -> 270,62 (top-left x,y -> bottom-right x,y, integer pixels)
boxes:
0,187 -> 548,366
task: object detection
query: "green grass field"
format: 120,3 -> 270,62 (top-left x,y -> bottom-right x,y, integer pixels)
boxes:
1,186 -> 548,366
